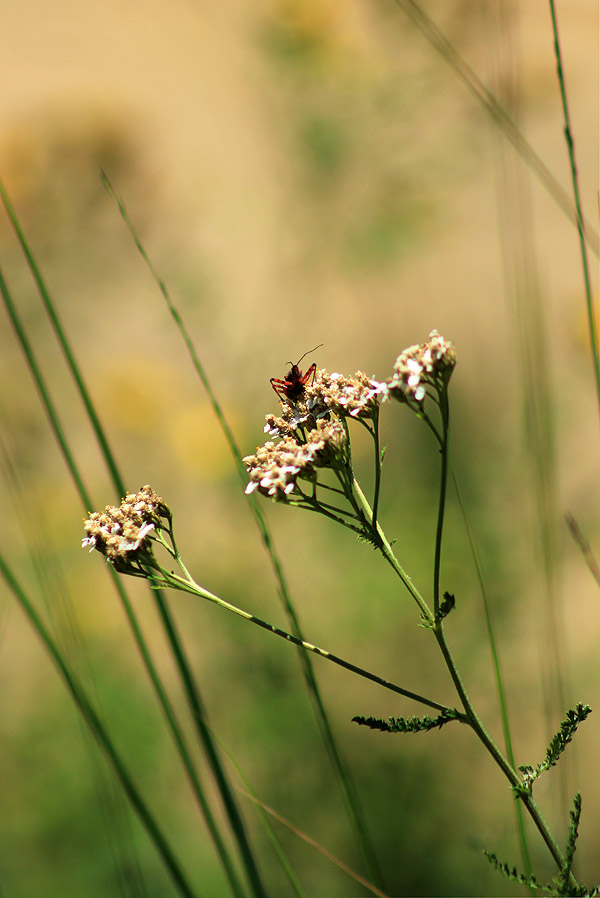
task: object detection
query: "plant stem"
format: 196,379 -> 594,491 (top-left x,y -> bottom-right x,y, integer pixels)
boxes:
162,562 -> 462,718
371,410 -> 382,533
350,477 -> 434,623
432,389 -> 449,620
351,444 -> 575,887
432,624 -> 576,889
430,413 -> 573,885
1,182 -> 262,897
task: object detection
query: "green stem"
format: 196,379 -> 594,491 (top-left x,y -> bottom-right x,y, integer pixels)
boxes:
307,496 -> 363,521
351,477 -> 434,623
314,481 -> 350,498
431,408 -> 564,882
350,438 -> 573,887
153,596 -> 267,898
0,181 -> 126,496
162,562 -> 462,719
432,389 -> 449,620
432,624 -> 576,889
298,495 -> 366,536
371,409 -> 382,533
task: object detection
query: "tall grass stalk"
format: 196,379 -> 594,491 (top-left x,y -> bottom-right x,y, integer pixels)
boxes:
0,434 -> 148,897
100,171 -> 383,890
236,790 -> 387,898
454,475 -> 533,884
391,0 -> 599,257
215,750 -> 307,898
486,1 -> 572,818
547,0 -> 600,413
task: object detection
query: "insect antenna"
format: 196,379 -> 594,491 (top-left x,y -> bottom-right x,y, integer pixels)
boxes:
289,343 -> 324,367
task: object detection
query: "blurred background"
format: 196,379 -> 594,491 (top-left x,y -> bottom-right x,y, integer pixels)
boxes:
0,0 -> 598,895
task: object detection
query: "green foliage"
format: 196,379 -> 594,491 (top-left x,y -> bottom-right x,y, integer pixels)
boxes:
555,792 -> 582,896
517,704 -> 592,793
352,709 -> 461,734
484,852 -> 544,892
486,794 -> 600,897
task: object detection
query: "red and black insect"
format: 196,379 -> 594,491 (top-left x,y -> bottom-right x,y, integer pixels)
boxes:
270,344 -> 323,403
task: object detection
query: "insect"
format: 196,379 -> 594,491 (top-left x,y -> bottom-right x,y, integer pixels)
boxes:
270,344 -> 323,403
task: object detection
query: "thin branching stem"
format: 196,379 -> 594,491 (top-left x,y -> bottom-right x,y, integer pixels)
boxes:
311,498 -> 363,521
418,403 -> 443,448
410,389 -> 574,885
161,562 -> 464,719
300,500 -> 366,537
347,408 -> 576,886
314,481 -> 351,498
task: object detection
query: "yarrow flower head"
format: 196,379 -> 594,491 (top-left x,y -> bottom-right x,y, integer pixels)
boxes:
82,485 -> 171,575
305,369 -> 381,420
244,418 -> 348,501
373,330 -> 456,406
266,370 -> 381,437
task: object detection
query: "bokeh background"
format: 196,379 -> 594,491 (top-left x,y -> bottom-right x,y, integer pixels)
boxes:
0,0 -> 598,895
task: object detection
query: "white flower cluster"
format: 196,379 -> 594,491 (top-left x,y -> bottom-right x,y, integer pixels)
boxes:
306,369 -> 381,419
244,419 -> 347,501
82,485 -> 168,572
372,330 -> 456,404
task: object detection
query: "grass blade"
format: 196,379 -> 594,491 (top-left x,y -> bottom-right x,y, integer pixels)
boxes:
454,475 -> 534,885
547,0 -> 600,415
0,550 -> 198,898
391,0 -> 599,257
0,426 -> 148,898
238,791 -> 388,898
565,514 -> 600,589
213,739 -> 307,898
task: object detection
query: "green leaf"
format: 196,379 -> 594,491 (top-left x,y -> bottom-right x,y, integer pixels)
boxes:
352,709 -> 460,733
517,704 -> 591,792
484,851 -> 544,890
